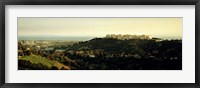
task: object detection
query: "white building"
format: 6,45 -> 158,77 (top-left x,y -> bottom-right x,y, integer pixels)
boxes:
105,34 -> 152,40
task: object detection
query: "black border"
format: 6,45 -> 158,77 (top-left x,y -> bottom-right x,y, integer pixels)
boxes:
0,0 -> 200,88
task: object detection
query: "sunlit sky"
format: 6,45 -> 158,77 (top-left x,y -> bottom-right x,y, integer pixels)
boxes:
18,17 -> 182,39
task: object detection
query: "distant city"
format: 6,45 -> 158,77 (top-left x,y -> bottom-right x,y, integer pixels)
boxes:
18,36 -> 94,41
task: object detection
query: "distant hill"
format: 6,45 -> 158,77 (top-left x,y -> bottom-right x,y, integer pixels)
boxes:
67,38 -> 145,50
66,38 -> 182,56
67,38 -> 182,51
64,38 -> 182,70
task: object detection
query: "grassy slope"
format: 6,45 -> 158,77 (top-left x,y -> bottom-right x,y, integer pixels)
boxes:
21,54 -> 69,69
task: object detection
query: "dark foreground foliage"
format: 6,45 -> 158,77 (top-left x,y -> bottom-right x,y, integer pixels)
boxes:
18,60 -> 59,70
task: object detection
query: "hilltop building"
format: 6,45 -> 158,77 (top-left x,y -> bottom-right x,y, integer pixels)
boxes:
105,34 -> 152,40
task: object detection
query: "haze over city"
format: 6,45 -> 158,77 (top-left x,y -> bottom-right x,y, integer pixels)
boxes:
18,17 -> 182,40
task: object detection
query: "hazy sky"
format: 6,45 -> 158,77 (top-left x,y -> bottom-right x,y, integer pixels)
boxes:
18,17 -> 182,38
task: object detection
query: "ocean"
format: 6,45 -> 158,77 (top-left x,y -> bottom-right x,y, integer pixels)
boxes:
18,36 -> 94,41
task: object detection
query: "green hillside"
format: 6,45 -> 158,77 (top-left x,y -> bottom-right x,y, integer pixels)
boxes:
20,54 -> 69,70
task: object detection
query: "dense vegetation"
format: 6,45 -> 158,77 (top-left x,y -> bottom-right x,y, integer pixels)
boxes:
18,38 -> 182,70
18,54 -> 69,70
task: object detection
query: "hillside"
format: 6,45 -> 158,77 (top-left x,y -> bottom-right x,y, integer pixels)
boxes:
19,54 -> 70,70
66,38 -> 182,55
67,38 -> 145,51
63,38 -> 182,70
